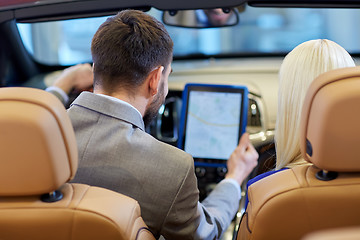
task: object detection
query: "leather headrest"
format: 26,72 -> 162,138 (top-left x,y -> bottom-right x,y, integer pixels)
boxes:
300,66 -> 360,172
0,87 -> 78,196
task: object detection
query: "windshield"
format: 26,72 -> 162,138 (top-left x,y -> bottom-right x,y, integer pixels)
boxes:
17,6 -> 360,65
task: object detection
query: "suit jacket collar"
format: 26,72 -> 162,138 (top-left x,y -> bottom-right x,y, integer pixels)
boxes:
71,91 -> 145,131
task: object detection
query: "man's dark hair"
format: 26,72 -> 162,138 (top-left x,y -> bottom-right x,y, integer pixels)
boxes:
91,10 -> 173,93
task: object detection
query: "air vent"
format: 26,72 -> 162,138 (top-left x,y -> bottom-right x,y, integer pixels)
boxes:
248,98 -> 261,127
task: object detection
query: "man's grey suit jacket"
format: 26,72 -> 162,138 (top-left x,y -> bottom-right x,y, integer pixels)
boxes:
68,92 -> 240,240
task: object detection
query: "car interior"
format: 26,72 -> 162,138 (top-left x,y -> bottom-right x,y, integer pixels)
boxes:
1,0 -> 360,239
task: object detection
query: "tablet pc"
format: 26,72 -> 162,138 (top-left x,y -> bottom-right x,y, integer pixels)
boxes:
178,83 -> 248,167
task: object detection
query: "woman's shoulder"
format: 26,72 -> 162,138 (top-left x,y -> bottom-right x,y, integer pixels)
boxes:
247,168 -> 288,187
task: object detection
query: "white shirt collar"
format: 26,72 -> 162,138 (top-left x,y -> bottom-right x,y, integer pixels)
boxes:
96,93 -> 142,118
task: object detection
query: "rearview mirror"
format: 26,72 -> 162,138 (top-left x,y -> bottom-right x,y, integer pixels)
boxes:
162,8 -> 239,28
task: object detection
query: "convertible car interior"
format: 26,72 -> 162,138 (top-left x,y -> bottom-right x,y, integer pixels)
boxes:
0,0 -> 360,239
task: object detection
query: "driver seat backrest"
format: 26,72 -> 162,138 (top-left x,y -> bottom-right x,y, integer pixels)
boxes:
0,87 -> 155,240
237,66 -> 360,240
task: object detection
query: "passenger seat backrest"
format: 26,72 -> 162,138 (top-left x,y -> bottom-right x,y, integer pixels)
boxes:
237,66 -> 360,240
0,87 -> 155,240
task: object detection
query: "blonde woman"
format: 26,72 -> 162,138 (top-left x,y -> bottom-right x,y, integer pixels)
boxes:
245,39 -> 355,208
276,39 -> 355,169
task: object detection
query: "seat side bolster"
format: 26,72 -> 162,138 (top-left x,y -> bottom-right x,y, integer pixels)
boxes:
74,185 -> 145,239
247,166 -> 309,228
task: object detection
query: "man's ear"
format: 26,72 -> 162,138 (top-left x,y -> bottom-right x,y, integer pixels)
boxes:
148,66 -> 164,96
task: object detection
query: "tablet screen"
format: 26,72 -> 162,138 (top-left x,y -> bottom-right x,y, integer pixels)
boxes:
178,83 -> 248,165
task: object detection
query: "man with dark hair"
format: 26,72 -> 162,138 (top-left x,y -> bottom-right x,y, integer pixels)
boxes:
67,10 -> 258,240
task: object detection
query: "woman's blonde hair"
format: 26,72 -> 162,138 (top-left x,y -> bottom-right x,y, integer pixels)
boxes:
275,39 -> 355,170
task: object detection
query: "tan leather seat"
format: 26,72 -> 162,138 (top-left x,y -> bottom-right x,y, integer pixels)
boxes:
303,227 -> 360,240
0,87 -> 155,240
237,66 -> 360,240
